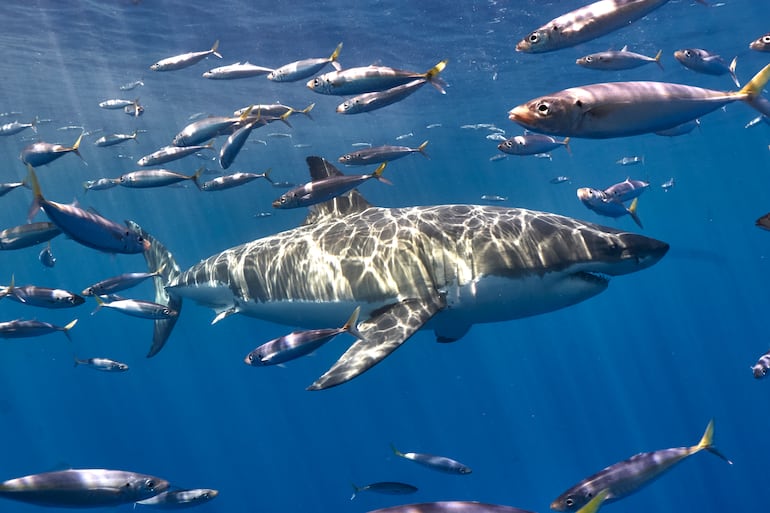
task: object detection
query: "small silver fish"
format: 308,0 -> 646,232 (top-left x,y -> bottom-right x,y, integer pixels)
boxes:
98,98 -> 139,110
488,154 -> 507,162
480,194 -> 508,202
395,132 -> 413,140
38,243 -> 56,268
267,43 -> 342,82
74,357 -> 129,372
83,178 -> 119,192
94,130 -> 139,147
426,123 -> 442,128
391,444 -> 472,474
0,318 -> 77,342
550,176 -> 570,184
82,269 -> 163,297
350,482 -> 417,501
150,41 -> 222,71
0,222 -> 62,250
203,62 -> 273,79
616,156 -> 644,166
137,143 -> 213,167
92,296 -> 178,320
674,48 -> 739,87
136,488 -> 218,508
119,79 -> 144,91
273,163 -> 389,209
577,46 -> 663,71
20,133 -> 83,167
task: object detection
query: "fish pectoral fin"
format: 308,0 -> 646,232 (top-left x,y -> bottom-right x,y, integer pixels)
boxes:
211,305 -> 239,324
584,101 -> 633,119
307,296 -> 445,390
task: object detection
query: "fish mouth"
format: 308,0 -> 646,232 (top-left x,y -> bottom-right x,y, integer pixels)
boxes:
515,40 -> 528,52
508,105 -> 533,124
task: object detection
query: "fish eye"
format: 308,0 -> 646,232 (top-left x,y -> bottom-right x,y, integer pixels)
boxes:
280,196 -> 287,204
162,308 -> 170,315
565,498 -> 574,507
764,36 -> 770,43
536,101 -> 550,114
684,50 -> 692,57
585,56 -> 592,62
586,492 -> 593,499
528,33 -> 539,43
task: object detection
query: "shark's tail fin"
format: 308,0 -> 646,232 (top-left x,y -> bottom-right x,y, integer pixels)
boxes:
125,220 -> 183,357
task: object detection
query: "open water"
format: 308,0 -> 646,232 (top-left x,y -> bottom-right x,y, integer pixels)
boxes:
0,1 -> 769,512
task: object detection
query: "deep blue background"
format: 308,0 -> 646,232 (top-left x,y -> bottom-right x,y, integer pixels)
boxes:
0,1 -> 768,512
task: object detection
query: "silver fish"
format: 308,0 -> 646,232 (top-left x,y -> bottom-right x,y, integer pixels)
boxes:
150,41 -> 222,71
119,79 -> 144,91
94,130 -> 140,147
272,163 -> 389,209
74,357 -> 129,372
0,118 -> 37,136
117,168 -> 203,189
550,176 -> 570,184
39,243 -> 56,268
196,170 -> 272,192
660,177 -> 675,191
577,188 -> 643,228
309,60 -> 447,95
27,167 -> 149,254
82,269 -> 163,297
517,0 -> 682,53
244,307 -> 361,366
20,133 -> 83,167
1,279 -> 84,308
83,177 -> 119,192
0,222 -> 62,250
615,156 -> 644,166
497,134 -> 570,156
674,48 -> 739,87
338,141 -> 429,165
337,79 -> 432,115
267,43 -> 342,82
509,64 -> 770,138
350,482 -> 417,501
203,62 -> 273,79
137,143 -> 214,167
98,98 -> 139,109
172,108 -> 254,147
136,488 -> 218,508
0,318 -> 77,342
551,420 -> 730,511
93,296 -> 178,320
0,180 -> 27,198
752,349 -> 770,378
391,444 -> 472,474
0,468 -> 167,507
480,194 -> 508,202
577,47 -> 663,71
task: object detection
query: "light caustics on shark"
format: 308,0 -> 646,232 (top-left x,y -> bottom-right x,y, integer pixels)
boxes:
129,157 -> 669,390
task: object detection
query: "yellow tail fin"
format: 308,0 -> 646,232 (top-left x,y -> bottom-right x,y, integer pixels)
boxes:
575,489 -> 610,513
739,64 -> 770,97
694,419 -> 733,464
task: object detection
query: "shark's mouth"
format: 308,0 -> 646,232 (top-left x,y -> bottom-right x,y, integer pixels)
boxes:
573,271 -> 611,285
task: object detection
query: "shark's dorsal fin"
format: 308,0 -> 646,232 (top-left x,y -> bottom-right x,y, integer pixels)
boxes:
301,156 -> 373,226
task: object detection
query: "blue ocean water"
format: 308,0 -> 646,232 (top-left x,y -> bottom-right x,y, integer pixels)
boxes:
0,0 -> 768,512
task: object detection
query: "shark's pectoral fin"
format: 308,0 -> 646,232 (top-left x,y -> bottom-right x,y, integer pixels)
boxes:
307,296 -> 445,391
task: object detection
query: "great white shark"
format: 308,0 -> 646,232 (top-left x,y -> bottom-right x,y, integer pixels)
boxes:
129,156 -> 669,390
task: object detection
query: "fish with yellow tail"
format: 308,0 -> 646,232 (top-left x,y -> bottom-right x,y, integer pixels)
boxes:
150,40 -> 222,71
308,60 -> 447,95
20,133 -> 83,167
509,64 -> 770,139
550,419 -> 732,511
273,162 -> 389,209
268,43 -> 343,82
26,166 -> 149,254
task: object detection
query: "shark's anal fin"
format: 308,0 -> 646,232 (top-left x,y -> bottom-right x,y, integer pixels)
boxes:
307,296 -> 445,390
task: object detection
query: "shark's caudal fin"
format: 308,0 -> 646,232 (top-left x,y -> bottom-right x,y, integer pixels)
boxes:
125,220 -> 183,357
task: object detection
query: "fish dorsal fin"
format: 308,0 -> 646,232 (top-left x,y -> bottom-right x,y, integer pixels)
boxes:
301,157 -> 372,226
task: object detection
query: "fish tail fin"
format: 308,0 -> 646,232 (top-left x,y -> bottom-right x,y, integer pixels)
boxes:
695,419 -> 733,464
425,59 -> 448,94
350,483 -> 359,501
729,56 -> 740,88
390,443 -> 403,457
91,295 -> 105,315
738,64 -> 770,99
0,274 -> 13,300
343,306 -> 363,340
31,115 -> 38,134
211,40 -> 222,59
301,103 -> 315,120
125,220 -> 183,358
417,140 -> 430,158
73,356 -> 80,368
627,197 -> 643,229
262,168 -> 274,184
329,42 -> 343,63
654,49 -> 664,71
62,319 -> 78,342
563,137 -> 572,156
71,132 -> 85,162
25,164 -> 44,222
372,162 -> 392,185
131,129 -> 139,142
191,166 -> 205,188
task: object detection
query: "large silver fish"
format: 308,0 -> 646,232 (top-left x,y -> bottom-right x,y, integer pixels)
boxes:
130,156 -> 668,390
150,41 -> 221,71
550,420 -> 731,511
516,0 -> 683,53
0,468 -> 168,507
509,64 -> 770,138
